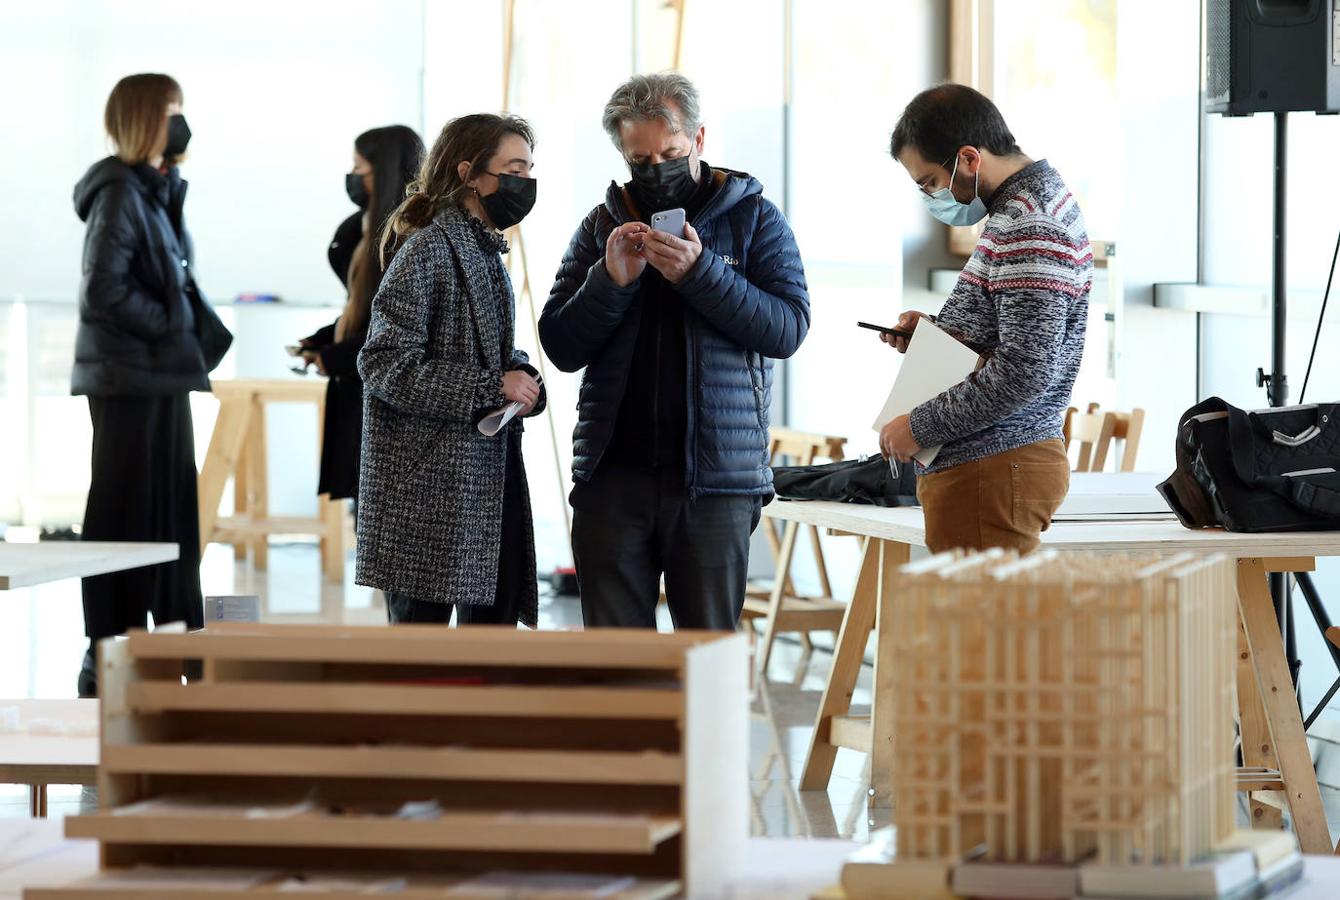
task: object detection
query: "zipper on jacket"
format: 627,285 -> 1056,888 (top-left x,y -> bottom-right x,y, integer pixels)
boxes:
685,320 -> 698,499
652,297 -> 662,465
746,351 -> 766,429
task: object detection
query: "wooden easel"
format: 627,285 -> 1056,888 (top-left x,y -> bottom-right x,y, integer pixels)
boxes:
197,380 -> 345,583
745,428 -> 850,676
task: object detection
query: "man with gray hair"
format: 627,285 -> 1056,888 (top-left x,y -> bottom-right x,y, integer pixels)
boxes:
540,72 -> 810,631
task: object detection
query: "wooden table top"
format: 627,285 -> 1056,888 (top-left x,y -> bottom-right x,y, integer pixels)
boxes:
208,378 -> 327,401
0,700 -> 98,784
763,499 -> 1340,558
0,542 -> 178,591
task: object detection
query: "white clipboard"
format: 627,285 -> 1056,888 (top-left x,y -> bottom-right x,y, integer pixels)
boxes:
871,321 -> 980,467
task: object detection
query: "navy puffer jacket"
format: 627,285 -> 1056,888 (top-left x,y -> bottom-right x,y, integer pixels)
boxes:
540,167 -> 809,497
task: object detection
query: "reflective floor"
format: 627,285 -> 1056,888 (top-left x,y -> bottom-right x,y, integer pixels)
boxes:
0,541 -> 1334,846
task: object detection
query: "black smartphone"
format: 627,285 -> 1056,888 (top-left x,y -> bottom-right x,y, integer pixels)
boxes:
857,321 -> 913,340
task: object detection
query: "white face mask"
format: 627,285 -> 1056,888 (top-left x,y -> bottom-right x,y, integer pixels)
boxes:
921,154 -> 988,227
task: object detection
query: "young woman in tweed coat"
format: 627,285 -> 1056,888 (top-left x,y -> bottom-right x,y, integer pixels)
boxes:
356,114 -> 544,626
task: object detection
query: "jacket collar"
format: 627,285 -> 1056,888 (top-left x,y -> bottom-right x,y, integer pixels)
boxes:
432,205 -> 507,367
603,163 -> 764,227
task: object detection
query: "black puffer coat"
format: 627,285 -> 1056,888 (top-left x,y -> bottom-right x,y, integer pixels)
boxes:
71,157 -> 225,396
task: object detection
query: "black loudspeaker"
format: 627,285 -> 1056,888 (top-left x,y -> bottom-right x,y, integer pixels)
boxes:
1205,0 -> 1340,115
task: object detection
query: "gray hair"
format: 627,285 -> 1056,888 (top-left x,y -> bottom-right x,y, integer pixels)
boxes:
601,72 -> 702,153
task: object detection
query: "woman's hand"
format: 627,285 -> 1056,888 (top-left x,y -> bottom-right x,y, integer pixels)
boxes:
881,310 -> 932,353
300,350 -> 327,376
879,414 -> 922,463
502,370 -> 541,414
605,222 -> 651,287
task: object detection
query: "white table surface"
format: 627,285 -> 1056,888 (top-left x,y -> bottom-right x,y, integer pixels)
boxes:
1055,471 -> 1169,517
0,700 -> 99,779
2,823 -> 1338,898
765,498 -> 1340,558
0,542 -> 179,590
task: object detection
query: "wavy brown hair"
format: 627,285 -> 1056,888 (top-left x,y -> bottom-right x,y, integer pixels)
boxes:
105,73 -> 182,165
379,113 -> 535,265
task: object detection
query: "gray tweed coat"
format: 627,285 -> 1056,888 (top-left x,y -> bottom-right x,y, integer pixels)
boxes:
355,206 -> 544,626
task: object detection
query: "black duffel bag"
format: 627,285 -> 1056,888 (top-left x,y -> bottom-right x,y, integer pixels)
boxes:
1158,396 -> 1340,533
773,456 -> 919,507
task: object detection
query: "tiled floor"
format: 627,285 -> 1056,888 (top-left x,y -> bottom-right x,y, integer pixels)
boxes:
0,541 -> 1337,847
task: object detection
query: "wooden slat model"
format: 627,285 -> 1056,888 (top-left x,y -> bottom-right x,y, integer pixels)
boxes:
857,550 -> 1237,895
26,623 -> 748,899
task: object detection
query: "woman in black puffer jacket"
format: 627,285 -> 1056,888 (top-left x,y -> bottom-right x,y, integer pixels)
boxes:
71,73 -> 231,697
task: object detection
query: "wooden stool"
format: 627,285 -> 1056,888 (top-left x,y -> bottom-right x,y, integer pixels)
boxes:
197,379 -> 345,583
1065,404 -> 1146,472
745,427 -> 850,677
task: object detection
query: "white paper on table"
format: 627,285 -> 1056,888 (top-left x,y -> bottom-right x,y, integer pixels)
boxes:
871,321 -> 981,467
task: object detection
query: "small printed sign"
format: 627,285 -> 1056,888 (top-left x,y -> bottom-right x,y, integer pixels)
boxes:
204,595 -> 261,622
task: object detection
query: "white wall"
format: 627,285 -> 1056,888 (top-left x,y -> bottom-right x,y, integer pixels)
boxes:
1113,0 -> 1201,476
1198,66 -> 1340,718
0,0 -> 425,306
785,0 -> 951,456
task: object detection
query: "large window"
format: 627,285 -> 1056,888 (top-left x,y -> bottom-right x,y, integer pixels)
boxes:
950,0 -> 1120,420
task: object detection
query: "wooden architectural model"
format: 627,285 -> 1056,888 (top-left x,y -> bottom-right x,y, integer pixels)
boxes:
26,623 -> 747,899
888,550 -> 1237,869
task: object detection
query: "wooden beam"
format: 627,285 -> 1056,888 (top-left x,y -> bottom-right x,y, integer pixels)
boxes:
1236,558 -> 1332,852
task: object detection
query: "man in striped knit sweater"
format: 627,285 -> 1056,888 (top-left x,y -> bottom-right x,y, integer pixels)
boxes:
878,84 -> 1093,553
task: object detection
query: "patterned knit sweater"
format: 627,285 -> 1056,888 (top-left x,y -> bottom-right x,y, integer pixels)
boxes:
910,160 -> 1092,472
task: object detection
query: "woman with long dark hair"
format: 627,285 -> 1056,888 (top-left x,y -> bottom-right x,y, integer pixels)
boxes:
297,125 -> 424,501
72,73 -> 232,696
356,114 -> 544,627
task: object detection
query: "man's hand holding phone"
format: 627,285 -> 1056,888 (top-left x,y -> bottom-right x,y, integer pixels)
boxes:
641,223 -> 702,284
881,311 -> 932,353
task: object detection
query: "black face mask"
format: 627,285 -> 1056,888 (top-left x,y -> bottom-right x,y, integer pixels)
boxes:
629,155 -> 696,211
164,114 -> 191,158
479,172 -> 537,231
345,172 -> 369,208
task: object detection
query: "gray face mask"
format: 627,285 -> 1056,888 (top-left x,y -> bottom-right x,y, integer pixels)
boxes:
921,154 -> 988,227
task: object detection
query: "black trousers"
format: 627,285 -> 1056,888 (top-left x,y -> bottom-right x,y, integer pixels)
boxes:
81,394 -> 204,640
570,464 -> 762,630
384,592 -> 515,625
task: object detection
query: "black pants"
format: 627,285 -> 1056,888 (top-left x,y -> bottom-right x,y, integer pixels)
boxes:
570,464 -> 761,630
385,593 -> 514,625
81,394 -> 203,640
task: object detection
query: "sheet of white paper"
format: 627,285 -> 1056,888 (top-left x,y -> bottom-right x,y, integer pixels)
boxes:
477,400 -> 525,436
477,374 -> 543,437
871,321 -> 980,466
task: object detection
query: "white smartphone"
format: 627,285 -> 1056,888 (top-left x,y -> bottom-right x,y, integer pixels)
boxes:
650,208 -> 686,237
